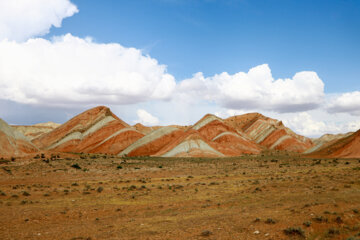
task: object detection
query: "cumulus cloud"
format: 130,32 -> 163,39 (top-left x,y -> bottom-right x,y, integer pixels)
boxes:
327,91 -> 360,116
0,0 -> 78,42
178,64 -> 325,113
0,34 -> 176,107
284,112 -> 332,136
283,112 -> 360,137
135,109 -> 160,126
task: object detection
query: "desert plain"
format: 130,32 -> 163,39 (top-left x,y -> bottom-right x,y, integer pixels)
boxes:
0,152 -> 359,239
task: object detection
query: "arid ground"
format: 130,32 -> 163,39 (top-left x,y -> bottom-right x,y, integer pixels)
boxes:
1,153 -> 359,240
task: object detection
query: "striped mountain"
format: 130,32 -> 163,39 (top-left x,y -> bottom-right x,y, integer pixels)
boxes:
32,106 -> 144,155
29,106 -> 319,157
306,130 -> 360,158
224,113 -> 313,153
0,119 -> 38,157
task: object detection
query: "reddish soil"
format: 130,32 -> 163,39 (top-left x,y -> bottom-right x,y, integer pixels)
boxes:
0,153 -> 359,239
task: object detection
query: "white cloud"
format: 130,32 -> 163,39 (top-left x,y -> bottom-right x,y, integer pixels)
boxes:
0,34 -> 176,107
283,112 -> 360,137
178,64 -> 325,113
283,112 -> 334,136
135,109 -> 159,126
0,0 -> 78,42
215,109 -> 247,118
327,91 -> 360,116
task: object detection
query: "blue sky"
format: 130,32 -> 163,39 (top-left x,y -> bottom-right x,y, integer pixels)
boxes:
50,0 -> 360,92
0,0 -> 359,137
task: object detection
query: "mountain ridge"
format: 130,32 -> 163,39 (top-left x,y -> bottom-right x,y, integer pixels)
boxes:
2,106 -> 360,158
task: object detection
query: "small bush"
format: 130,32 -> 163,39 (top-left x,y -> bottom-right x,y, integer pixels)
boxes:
283,227 -> 305,237
97,187 -> 104,193
265,218 -> 276,224
303,221 -> 311,227
335,216 -> 343,223
254,218 -> 261,222
117,165 -> 123,169
71,163 -> 81,169
313,216 -> 328,223
327,228 -> 340,235
22,191 -> 31,196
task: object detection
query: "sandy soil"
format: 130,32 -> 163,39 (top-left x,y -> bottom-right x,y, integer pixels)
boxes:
0,154 -> 359,239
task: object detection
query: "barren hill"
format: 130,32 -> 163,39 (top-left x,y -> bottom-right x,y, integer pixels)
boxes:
120,114 -> 262,157
305,132 -> 354,154
0,119 -> 38,157
12,122 -> 60,140
307,130 -> 360,158
32,106 -> 144,154
225,113 -> 313,153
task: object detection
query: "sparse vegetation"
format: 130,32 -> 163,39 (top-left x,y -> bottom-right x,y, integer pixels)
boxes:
265,218 -> 276,224
97,186 -> 104,193
313,216 -> 328,223
283,227 -> 305,237
326,227 -> 340,236
0,154 -> 359,239
22,191 -> 30,196
303,221 -> 311,227
71,163 -> 81,169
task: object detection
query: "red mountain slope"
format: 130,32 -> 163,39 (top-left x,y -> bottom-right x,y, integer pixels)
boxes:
32,106 -> 144,154
0,119 -> 38,157
225,113 -> 313,153
307,130 -> 360,158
